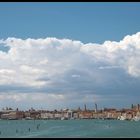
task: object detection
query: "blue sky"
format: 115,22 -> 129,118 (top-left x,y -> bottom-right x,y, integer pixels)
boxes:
0,2 -> 140,43
0,2 -> 140,110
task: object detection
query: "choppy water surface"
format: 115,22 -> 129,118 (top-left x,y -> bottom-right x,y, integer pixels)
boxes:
0,119 -> 140,138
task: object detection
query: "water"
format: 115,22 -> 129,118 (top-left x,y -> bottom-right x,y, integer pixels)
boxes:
0,119 -> 140,138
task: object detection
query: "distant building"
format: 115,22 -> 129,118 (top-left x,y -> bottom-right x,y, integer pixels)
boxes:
78,111 -> 93,119
84,104 -> 87,111
73,111 -> 78,119
1,110 -> 24,120
30,111 -> 40,119
95,103 -> 97,113
54,111 -> 62,119
41,111 -> 54,119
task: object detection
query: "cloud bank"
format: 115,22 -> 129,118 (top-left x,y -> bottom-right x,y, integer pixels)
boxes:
0,32 -> 140,109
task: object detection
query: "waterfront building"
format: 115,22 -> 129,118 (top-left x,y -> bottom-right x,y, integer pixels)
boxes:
54,111 -> 62,119
24,111 -> 31,118
29,110 -> 40,119
92,112 -> 98,119
0,103 -> 140,121
60,109 -> 72,120
78,110 -> 93,119
1,110 -> 24,120
73,111 -> 78,119
67,109 -> 73,119
62,110 -> 68,119
103,108 -> 118,119
40,111 -> 54,119
1,113 -> 10,119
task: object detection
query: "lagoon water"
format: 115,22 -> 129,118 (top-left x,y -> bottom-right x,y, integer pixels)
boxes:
0,119 -> 140,138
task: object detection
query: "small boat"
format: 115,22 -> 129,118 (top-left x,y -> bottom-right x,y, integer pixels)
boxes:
25,117 -> 33,120
61,117 -> 68,120
118,116 -> 126,120
61,117 -> 65,120
8,118 -> 17,120
132,116 -> 140,121
70,117 -> 75,120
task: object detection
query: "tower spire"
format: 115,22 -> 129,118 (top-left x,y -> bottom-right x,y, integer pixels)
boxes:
84,104 -> 87,111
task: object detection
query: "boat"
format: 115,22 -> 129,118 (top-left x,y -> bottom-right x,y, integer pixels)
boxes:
118,116 -> 126,120
61,117 -> 68,120
132,116 -> 140,121
25,117 -> 34,120
70,117 -> 75,120
61,117 -> 65,120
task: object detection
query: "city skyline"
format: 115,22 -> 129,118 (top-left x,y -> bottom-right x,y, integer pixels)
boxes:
0,2 -> 140,110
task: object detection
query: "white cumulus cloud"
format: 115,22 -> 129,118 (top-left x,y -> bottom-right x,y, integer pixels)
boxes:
0,32 -> 140,109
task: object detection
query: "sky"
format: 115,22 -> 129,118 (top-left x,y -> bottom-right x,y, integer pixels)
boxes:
0,2 -> 140,110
